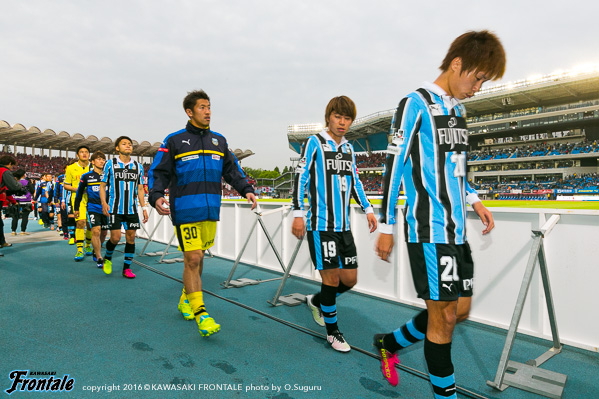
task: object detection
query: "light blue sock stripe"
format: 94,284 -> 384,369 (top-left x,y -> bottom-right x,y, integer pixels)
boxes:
320,304 -> 336,313
323,316 -> 337,324
433,394 -> 456,399
406,319 -> 426,341
430,373 -> 455,388
392,328 -> 412,348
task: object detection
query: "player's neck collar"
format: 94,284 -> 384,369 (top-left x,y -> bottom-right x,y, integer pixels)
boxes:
319,129 -> 348,147
186,121 -> 210,135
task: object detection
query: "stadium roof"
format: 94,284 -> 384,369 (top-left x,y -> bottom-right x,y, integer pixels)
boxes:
462,69 -> 599,115
287,67 -> 599,153
0,120 -> 255,161
0,120 -> 161,156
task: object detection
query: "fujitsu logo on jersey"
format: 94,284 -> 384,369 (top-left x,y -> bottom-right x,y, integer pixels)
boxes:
437,127 -> 469,150
325,158 -> 352,173
114,170 -> 138,181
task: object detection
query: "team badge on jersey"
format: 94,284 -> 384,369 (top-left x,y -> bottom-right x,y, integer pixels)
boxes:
212,138 -> 219,146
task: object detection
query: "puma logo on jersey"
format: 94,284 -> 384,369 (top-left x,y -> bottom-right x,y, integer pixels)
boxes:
442,283 -> 453,291
182,139 -> 191,145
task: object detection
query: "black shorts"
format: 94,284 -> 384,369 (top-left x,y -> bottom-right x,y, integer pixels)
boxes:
87,211 -> 109,230
108,214 -> 140,231
407,242 -> 474,301
307,230 -> 358,270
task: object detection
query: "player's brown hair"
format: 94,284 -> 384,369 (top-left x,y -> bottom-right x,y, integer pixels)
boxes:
90,151 -> 106,161
440,30 -> 506,80
325,96 -> 357,127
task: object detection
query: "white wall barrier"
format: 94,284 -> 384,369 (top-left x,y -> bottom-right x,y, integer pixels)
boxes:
138,202 -> 599,353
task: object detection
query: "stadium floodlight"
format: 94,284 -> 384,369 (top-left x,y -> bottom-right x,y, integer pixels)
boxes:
287,123 -> 323,135
476,63 -> 599,96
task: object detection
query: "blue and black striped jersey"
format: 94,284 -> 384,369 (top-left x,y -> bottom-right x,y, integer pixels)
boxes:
54,174 -> 64,203
292,129 -> 373,232
101,158 -> 143,215
380,82 -> 479,244
74,170 -> 106,214
35,181 -> 53,204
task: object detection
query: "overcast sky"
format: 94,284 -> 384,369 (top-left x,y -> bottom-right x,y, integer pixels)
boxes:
2,0 -> 598,169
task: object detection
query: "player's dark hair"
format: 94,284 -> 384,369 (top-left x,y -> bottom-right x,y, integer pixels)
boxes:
0,155 -> 16,166
183,90 -> 210,112
76,145 -> 91,155
440,30 -> 506,80
90,151 -> 106,161
13,169 -> 26,179
325,96 -> 357,127
115,136 -> 133,150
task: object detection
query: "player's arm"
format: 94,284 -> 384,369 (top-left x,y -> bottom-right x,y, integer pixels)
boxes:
73,177 -> 86,218
136,166 -> 149,223
148,139 -> 173,215
63,166 -> 77,193
465,180 -> 494,234
221,142 -> 257,210
99,162 -> 111,216
376,96 -> 422,261
291,138 -> 317,239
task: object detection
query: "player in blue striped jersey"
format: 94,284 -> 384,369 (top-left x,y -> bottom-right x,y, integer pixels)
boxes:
100,136 -> 149,279
292,96 -> 377,353
373,31 -> 505,396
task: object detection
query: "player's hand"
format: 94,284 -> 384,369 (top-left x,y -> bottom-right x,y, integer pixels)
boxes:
366,213 -> 377,233
291,217 -> 305,240
142,209 -> 148,224
61,203 -> 66,210
375,233 -> 394,262
102,202 -> 110,217
74,210 -> 79,219
155,197 -> 170,216
472,202 -> 494,235
246,193 -> 257,210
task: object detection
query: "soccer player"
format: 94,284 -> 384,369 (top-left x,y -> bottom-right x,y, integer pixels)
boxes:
292,96 -> 377,353
74,151 -> 109,268
64,146 -> 92,257
34,173 -> 54,229
148,90 -> 257,337
54,167 -> 69,240
373,31 -> 505,395
100,136 -> 148,279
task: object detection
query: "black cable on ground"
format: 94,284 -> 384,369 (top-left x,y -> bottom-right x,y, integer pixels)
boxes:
124,253 -> 495,399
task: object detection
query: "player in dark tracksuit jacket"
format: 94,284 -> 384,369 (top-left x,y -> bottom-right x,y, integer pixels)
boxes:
148,90 -> 257,337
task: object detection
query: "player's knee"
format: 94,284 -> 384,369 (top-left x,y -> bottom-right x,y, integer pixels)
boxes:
456,309 -> 470,323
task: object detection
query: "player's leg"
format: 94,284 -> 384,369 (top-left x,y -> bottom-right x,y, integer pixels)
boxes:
177,222 -> 219,336
122,228 -> 137,278
56,208 -> 62,234
103,215 -> 122,275
424,299 -> 458,399
82,205 -> 92,256
49,206 -> 55,230
90,220 -> 103,268
60,206 -> 69,240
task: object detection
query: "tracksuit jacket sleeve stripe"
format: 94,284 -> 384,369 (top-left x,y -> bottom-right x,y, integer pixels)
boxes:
381,96 -> 422,227
148,139 -> 174,207
292,137 -> 317,214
